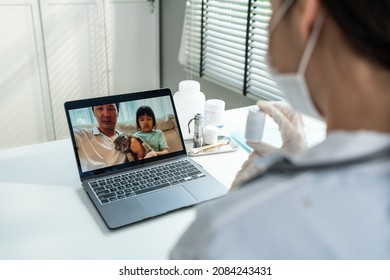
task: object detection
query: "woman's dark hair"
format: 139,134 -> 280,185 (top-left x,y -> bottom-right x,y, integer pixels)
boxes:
136,106 -> 156,129
320,0 -> 390,70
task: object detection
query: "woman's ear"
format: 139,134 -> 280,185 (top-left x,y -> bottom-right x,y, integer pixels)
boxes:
296,0 -> 322,41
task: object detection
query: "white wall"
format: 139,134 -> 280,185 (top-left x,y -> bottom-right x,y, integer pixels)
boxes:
0,0 -> 160,149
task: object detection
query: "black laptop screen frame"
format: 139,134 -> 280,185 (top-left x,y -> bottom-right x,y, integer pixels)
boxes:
64,88 -> 187,179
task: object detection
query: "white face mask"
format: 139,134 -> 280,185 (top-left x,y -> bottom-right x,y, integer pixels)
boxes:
267,1 -> 325,119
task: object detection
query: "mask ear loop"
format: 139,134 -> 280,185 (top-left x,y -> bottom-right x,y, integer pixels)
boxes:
297,12 -> 326,74
268,0 -> 295,33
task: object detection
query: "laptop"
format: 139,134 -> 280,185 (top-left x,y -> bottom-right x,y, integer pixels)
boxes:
64,88 -> 228,229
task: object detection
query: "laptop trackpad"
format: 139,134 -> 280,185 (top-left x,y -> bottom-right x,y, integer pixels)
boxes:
138,185 -> 197,216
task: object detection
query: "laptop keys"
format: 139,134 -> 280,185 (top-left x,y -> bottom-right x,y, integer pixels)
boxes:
89,160 -> 205,205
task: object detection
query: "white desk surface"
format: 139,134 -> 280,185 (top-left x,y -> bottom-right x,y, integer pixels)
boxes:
0,106 -> 325,259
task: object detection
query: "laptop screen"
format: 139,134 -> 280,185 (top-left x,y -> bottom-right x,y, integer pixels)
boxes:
64,88 -> 187,179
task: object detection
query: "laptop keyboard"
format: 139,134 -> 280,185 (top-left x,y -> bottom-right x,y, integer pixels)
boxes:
88,160 -> 206,205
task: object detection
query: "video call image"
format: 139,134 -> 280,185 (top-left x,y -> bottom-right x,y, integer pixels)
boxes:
69,96 -> 183,172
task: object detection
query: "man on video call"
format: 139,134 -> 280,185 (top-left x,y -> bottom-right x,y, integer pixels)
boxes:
74,103 -> 127,172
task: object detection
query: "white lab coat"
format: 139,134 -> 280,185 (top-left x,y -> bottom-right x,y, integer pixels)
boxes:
170,131 -> 390,259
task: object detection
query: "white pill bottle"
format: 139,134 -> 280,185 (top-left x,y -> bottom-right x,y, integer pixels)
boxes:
173,80 -> 206,140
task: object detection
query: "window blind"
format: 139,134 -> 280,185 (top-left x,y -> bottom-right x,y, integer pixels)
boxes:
179,0 -> 284,101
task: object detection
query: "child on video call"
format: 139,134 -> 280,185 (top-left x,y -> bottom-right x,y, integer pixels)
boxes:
134,106 -> 169,157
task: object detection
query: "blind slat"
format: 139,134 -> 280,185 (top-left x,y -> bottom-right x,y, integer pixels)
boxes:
206,42 -> 246,58
204,58 -> 245,75
205,30 -> 246,45
205,49 -> 245,64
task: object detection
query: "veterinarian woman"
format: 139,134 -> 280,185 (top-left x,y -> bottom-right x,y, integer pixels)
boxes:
170,0 -> 390,259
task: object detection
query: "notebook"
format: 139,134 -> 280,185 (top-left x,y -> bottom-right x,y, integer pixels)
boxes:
64,88 -> 228,229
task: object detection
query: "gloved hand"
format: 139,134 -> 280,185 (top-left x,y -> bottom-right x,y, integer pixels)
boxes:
249,100 -> 307,154
231,100 -> 307,189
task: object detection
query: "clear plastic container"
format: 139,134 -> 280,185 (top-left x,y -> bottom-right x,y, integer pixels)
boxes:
245,106 -> 266,143
205,99 -> 225,128
173,80 -> 206,140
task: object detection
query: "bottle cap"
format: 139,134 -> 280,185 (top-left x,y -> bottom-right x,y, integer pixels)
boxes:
179,80 -> 200,93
